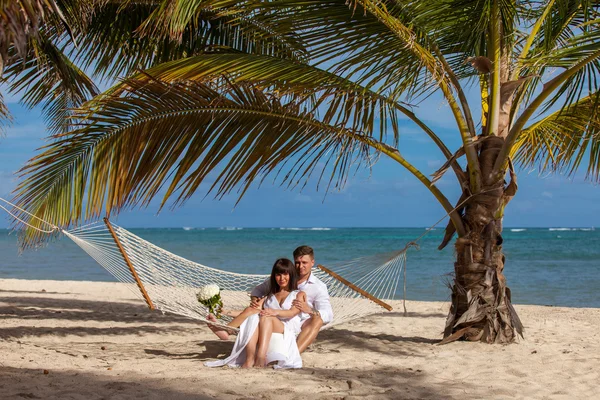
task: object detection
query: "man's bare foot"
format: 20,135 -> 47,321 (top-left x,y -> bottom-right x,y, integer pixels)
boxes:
206,314 -> 230,340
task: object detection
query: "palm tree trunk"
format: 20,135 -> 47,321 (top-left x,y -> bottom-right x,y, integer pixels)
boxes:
442,136 -> 523,344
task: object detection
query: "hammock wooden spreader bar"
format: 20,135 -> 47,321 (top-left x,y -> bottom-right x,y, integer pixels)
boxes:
104,217 -> 155,310
317,264 -> 393,311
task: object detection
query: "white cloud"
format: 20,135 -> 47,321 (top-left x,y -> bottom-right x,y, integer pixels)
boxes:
4,122 -> 48,139
294,194 -> 312,203
427,159 -> 443,169
542,191 -> 553,198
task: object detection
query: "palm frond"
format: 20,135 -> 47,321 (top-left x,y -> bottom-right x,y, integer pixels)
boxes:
0,0 -> 86,63
512,91 -> 600,180
13,77 -> 388,247
511,1 -> 600,117
404,0 -> 517,75
531,0 -> 598,54
106,53 -> 413,145
0,92 -> 13,134
529,27 -> 600,114
220,0 -> 451,102
1,0 -> 57,58
4,28 -> 98,133
138,0 -> 307,57
73,0 -> 307,81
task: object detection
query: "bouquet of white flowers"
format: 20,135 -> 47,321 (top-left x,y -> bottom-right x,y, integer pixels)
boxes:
197,284 -> 223,319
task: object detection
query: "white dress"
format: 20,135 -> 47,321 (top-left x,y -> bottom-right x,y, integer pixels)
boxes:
204,291 -> 303,369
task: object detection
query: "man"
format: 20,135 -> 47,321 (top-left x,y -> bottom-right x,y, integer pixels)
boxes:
206,245 -> 333,353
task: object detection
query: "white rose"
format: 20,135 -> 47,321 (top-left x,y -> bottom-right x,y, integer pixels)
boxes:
197,284 -> 220,301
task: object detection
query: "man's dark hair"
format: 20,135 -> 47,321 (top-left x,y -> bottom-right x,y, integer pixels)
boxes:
293,245 -> 314,260
268,258 -> 298,296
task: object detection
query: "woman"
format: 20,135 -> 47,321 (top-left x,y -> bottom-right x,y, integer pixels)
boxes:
205,258 -> 306,369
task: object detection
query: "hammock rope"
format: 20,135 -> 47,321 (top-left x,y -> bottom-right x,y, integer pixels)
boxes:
2,197 -> 460,330
64,218 -> 411,330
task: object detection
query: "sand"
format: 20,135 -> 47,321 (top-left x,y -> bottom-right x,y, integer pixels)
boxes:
1,278 -> 599,399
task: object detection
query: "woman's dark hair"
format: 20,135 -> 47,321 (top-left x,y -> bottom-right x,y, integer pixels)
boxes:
268,258 -> 298,296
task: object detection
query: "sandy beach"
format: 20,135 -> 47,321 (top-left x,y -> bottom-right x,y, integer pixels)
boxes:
1,278 -> 599,399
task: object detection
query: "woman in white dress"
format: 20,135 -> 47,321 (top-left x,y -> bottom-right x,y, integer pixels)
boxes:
205,258 -> 306,369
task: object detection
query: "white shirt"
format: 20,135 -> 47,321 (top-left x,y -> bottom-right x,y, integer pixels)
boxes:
250,271 -> 334,325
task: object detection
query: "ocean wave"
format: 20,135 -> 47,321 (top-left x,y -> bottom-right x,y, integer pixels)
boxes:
279,227 -> 332,231
549,228 -> 572,231
510,228 -> 526,232
182,227 -> 193,231
219,227 -> 243,231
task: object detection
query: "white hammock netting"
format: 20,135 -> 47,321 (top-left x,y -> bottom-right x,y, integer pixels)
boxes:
59,220 -> 410,331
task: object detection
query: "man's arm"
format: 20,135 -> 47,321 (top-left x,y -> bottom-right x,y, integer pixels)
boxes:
250,279 -> 269,306
312,284 -> 333,324
292,283 -> 333,324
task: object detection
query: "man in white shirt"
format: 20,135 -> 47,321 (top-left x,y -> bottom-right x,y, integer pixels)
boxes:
250,245 -> 333,353
206,245 -> 333,353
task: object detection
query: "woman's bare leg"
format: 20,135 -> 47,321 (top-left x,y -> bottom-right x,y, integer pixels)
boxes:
255,317 -> 285,368
206,314 -> 232,340
206,306 -> 260,340
228,306 -> 260,328
241,328 -> 259,369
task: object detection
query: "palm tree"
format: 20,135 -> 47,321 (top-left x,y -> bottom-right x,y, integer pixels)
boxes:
11,0 -> 600,344
0,0 -> 98,132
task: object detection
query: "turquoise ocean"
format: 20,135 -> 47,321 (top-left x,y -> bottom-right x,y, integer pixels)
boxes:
1,227 -> 599,308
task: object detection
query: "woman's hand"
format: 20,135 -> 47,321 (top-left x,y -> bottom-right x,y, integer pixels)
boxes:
260,308 -> 279,317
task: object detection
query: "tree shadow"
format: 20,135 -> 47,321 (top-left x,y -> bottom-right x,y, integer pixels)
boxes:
0,295 -> 206,339
293,366 -> 461,399
0,366 -> 213,400
144,340 -> 233,360
0,289 -> 71,295
0,296 -> 193,324
0,324 -> 195,340
387,311 -> 447,318
315,327 -> 440,356
0,364 -> 464,399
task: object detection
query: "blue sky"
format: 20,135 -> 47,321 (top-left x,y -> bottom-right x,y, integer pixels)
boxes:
1,89 -> 599,229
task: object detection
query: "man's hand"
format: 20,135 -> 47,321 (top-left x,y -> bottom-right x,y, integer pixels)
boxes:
292,298 -> 312,314
250,296 -> 265,310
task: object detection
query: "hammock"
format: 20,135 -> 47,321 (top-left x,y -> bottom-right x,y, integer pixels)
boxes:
1,198 -> 414,331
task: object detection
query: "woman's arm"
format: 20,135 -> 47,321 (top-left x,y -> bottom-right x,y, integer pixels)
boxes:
260,292 -> 306,318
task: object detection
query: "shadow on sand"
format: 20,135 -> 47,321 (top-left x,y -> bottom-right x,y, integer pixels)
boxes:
0,295 -> 193,324
0,366 -> 213,400
0,363 -> 459,399
0,295 -> 202,339
294,366 -> 455,399
386,311 -> 447,318
144,339 -> 234,361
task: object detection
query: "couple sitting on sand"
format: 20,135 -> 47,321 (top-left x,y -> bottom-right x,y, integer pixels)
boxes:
205,245 -> 333,369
